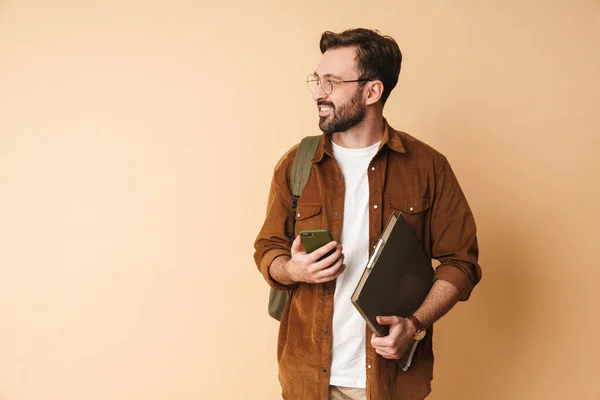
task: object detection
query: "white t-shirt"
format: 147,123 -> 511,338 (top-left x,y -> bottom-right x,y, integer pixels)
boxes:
329,140 -> 380,388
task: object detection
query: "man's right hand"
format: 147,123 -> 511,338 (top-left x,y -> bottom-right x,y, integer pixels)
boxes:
285,235 -> 346,284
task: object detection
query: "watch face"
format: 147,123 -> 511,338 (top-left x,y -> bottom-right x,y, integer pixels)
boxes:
415,329 -> 427,341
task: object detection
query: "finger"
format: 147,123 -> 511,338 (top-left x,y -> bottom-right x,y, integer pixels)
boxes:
309,240 -> 339,262
376,316 -> 401,326
371,339 -> 399,355
314,260 -> 346,283
375,348 -> 399,359
370,334 -> 391,348
371,334 -> 380,347
313,252 -> 344,278
372,341 -> 392,355
312,246 -> 343,271
328,263 -> 347,281
374,347 -> 389,357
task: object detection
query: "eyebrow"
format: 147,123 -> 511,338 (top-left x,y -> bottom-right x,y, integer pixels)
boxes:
313,72 -> 344,80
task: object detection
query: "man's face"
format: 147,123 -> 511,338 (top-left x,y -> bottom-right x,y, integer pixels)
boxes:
313,47 -> 366,135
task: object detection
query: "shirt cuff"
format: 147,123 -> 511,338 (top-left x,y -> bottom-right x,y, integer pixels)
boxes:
433,263 -> 476,301
260,249 -> 296,290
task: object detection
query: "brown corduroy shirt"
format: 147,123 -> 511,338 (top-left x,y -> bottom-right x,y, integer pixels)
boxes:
254,121 -> 482,400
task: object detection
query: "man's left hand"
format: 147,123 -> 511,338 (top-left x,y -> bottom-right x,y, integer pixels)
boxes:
370,316 -> 416,360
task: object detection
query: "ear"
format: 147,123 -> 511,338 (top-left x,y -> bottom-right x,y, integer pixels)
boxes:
364,80 -> 384,106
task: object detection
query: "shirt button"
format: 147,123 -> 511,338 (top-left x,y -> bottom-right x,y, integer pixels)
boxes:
371,166 -> 375,171
373,204 -> 378,209
297,213 -> 301,218
324,330 -> 329,334
409,207 -> 414,212
322,368 -> 327,373
368,364 -> 372,369
338,174 -> 342,179
326,290 -> 332,295
335,212 -> 340,217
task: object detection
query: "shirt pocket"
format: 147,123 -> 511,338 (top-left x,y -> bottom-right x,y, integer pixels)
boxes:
384,194 -> 430,243
294,203 -> 322,236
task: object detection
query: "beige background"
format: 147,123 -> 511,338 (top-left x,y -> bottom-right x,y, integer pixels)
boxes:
1,0 -> 599,399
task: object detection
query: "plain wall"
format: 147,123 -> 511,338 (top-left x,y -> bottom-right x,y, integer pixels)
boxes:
1,0 -> 599,399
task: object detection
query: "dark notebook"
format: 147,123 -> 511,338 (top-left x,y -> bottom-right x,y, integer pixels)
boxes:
351,213 -> 434,371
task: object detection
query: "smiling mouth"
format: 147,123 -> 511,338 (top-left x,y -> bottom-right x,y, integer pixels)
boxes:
318,105 -> 334,117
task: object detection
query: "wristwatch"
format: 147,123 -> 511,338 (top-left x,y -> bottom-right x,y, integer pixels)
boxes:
407,315 -> 427,342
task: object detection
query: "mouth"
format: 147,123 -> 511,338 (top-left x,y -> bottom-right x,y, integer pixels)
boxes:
318,105 -> 334,117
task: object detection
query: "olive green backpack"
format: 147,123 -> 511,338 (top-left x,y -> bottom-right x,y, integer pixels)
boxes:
268,135 -> 321,321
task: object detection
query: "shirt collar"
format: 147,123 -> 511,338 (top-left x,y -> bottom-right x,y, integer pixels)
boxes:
312,117 -> 406,163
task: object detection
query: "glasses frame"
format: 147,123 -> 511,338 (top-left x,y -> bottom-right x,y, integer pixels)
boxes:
306,74 -> 372,95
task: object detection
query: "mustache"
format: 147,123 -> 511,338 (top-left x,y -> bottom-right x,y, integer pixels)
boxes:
317,101 -> 335,108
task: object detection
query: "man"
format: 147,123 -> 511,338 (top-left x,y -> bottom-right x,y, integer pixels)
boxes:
254,28 -> 481,400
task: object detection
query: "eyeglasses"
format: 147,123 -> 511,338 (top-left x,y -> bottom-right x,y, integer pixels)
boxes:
306,74 -> 372,95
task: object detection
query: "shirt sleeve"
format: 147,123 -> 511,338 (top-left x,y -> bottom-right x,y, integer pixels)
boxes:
430,158 -> 482,301
253,147 -> 298,290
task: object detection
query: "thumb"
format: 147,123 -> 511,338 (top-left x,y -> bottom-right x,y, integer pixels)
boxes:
291,235 -> 303,255
376,315 -> 400,326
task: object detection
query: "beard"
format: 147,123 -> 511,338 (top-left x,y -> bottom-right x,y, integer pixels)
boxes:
319,89 -> 366,135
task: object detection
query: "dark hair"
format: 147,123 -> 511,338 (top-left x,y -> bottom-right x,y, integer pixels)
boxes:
320,28 -> 402,105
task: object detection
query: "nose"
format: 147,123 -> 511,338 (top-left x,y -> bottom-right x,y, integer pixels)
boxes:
312,82 -> 327,103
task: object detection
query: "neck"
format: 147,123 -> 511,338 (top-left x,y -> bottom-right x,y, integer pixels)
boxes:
331,111 -> 384,149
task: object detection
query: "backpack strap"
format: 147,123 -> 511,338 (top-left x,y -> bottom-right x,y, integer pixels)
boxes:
290,135 -> 321,213
267,135 -> 321,322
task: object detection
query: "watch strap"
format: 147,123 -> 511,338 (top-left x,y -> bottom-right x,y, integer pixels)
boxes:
407,315 -> 425,332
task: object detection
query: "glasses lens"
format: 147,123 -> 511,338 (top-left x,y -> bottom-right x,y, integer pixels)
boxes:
307,76 -> 318,93
322,79 -> 333,95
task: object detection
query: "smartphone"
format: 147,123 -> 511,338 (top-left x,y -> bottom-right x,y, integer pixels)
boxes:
299,229 -> 336,260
